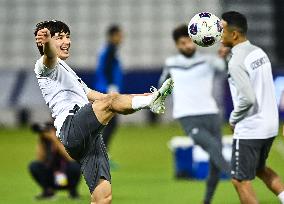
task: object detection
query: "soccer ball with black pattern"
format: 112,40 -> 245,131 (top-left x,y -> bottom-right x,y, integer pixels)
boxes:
188,12 -> 223,47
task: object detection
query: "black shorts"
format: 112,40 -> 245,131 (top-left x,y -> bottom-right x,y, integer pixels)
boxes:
59,103 -> 111,193
231,137 -> 275,181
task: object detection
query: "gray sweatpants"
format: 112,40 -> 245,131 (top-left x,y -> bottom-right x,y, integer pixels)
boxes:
179,114 -> 230,203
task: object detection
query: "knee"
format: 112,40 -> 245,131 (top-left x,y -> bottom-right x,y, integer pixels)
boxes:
108,92 -> 119,99
91,179 -> 112,204
104,92 -> 118,101
94,93 -> 118,111
108,92 -> 119,107
91,193 -> 112,204
103,194 -> 112,204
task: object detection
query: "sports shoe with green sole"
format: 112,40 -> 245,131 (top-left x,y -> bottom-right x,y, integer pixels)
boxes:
149,78 -> 174,114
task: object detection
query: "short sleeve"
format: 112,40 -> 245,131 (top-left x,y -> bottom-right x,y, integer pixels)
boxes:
34,56 -> 58,77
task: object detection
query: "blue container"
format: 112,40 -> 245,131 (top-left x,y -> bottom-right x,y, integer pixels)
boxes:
192,161 -> 209,180
170,136 -> 231,180
174,147 -> 193,178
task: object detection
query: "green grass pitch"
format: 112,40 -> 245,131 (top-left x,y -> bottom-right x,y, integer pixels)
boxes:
0,123 -> 284,204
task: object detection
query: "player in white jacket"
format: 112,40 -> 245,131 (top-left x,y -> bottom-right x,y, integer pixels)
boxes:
160,24 -> 230,204
221,11 -> 284,204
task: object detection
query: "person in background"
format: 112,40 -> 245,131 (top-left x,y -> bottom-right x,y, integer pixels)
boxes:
159,24 -> 231,204
221,11 -> 284,204
29,122 -> 81,200
94,25 -> 123,149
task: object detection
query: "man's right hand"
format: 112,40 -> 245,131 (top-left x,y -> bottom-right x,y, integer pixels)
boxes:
35,28 -> 58,68
218,44 -> 231,59
35,28 -> 52,47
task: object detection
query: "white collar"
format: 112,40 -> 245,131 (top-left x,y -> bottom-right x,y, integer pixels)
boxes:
232,40 -> 250,54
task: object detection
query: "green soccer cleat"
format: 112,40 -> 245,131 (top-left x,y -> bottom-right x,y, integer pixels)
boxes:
149,78 -> 174,114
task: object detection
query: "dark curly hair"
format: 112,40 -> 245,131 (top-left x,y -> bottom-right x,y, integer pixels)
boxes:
172,24 -> 188,42
34,20 -> 70,55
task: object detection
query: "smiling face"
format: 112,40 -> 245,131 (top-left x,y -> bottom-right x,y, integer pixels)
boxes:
34,20 -> 71,58
52,32 -> 71,60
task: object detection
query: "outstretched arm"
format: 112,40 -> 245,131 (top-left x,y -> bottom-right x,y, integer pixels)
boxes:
35,28 -> 57,68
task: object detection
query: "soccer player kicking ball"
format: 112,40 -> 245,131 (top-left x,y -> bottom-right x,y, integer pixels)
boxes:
221,11 -> 284,204
34,20 -> 173,204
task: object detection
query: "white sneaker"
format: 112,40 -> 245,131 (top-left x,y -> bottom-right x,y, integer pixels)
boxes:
149,78 -> 174,114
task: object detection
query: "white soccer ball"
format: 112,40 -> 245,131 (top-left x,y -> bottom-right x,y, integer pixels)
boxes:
188,12 -> 223,47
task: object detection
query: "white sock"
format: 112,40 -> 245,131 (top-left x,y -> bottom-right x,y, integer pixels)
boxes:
278,191 -> 284,204
131,95 -> 154,110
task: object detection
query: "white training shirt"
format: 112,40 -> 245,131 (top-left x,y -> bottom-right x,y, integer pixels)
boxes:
159,52 -> 225,119
228,41 -> 279,139
34,56 -> 90,136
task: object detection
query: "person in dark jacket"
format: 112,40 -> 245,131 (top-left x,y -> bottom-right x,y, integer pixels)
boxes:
94,25 -> 123,149
29,122 -> 81,200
